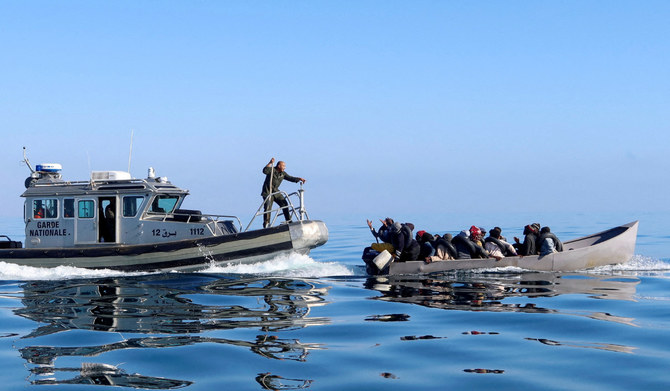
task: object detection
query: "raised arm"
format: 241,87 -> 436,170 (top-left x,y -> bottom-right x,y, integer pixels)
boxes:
262,158 -> 275,174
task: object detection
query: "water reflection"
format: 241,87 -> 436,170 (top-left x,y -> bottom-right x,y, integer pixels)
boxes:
20,335 -> 323,366
255,372 -> 314,390
525,337 -> 636,354
364,272 -> 640,326
463,368 -> 505,374
15,274 -> 330,389
29,363 -> 193,389
17,275 -> 330,337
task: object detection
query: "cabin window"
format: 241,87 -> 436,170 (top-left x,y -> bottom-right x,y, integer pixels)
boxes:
63,199 -> 75,218
123,196 -> 144,217
78,200 -> 95,218
150,195 -> 179,214
33,199 -> 58,219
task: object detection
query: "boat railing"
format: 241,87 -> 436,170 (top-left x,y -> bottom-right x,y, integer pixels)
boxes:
29,178 -> 150,189
146,211 -> 243,233
30,179 -> 93,188
245,184 -> 309,232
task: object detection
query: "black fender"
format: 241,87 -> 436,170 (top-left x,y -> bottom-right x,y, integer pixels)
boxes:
485,236 -> 508,255
452,234 -> 476,259
435,238 -> 458,259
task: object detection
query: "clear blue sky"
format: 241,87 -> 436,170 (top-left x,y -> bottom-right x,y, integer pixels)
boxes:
1,1 -> 668,221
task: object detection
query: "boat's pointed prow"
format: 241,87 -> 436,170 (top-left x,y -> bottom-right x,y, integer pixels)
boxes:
618,220 -> 639,263
288,220 -> 329,253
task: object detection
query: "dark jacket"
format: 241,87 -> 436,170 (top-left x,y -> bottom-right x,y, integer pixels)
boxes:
452,232 -> 489,259
538,232 -> 563,252
418,241 -> 435,259
261,166 -> 301,197
394,223 -> 420,261
393,224 -> 412,253
417,233 -> 436,259
517,233 -> 538,256
371,224 -> 394,244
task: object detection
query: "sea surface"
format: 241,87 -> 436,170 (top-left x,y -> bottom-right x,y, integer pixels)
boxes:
0,212 -> 669,390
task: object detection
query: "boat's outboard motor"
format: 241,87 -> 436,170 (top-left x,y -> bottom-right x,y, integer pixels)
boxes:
362,247 -> 393,275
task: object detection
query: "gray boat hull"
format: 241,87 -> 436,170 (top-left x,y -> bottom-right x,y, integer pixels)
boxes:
0,220 -> 328,272
371,221 -> 638,275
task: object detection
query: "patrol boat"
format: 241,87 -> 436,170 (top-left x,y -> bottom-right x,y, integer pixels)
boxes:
0,152 -> 328,272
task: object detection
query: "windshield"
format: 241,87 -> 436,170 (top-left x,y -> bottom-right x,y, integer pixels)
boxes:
149,195 -> 180,214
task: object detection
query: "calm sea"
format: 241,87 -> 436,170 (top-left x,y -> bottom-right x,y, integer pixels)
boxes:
0,212 -> 669,390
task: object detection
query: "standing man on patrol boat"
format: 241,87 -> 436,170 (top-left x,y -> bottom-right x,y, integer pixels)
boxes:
261,158 -> 306,228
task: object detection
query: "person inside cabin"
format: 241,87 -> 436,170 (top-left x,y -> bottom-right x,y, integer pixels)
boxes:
261,158 -> 306,228
64,200 -> 74,218
151,197 -> 166,213
34,203 -> 45,219
102,201 -> 116,242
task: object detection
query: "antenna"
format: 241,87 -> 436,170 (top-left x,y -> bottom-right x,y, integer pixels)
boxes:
22,146 -> 35,173
127,129 -> 134,174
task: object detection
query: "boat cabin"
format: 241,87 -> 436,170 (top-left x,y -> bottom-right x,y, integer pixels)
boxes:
22,165 -> 238,248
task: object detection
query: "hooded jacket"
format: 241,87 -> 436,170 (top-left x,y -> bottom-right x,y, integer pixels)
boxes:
518,225 -> 539,256
538,230 -> 563,254
393,223 -> 419,261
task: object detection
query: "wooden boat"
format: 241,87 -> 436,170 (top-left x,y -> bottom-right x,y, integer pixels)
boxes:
0,151 -> 328,272
364,221 -> 638,275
